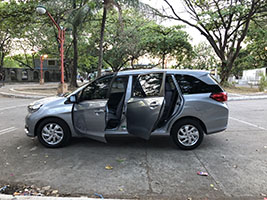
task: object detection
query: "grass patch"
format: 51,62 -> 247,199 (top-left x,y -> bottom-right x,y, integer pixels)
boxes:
224,86 -> 260,94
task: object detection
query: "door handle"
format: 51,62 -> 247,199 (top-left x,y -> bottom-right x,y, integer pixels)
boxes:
150,101 -> 159,108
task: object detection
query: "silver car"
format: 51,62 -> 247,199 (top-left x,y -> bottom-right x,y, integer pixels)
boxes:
25,69 -> 228,150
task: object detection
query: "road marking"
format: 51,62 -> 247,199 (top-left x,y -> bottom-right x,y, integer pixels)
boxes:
0,104 -> 28,111
0,127 -> 18,136
230,117 -> 267,131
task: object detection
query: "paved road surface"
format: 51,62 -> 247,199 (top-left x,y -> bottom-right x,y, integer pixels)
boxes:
0,96 -> 266,199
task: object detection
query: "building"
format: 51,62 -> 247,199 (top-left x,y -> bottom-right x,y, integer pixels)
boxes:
1,58 -> 61,82
241,67 -> 267,85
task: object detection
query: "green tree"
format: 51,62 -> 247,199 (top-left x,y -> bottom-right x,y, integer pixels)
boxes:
231,50 -> 251,78
232,16 -> 266,78
143,24 -> 192,69
67,0 -> 92,87
83,9 -> 151,72
240,20 -> 266,67
96,0 -> 149,77
189,42 -> 219,70
259,74 -> 267,92
103,9 -> 153,71
34,0 -> 94,87
0,0 -> 36,71
159,0 -> 266,84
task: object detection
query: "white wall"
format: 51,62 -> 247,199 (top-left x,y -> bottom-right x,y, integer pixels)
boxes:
242,67 -> 266,81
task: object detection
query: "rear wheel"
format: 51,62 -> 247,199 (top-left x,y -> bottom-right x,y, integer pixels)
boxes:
171,119 -> 203,150
37,118 -> 71,148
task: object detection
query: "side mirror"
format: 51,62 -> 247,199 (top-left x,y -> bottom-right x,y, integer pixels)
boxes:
69,95 -> 77,103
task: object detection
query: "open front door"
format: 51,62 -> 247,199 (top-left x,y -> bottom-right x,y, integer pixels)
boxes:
126,73 -> 165,140
72,75 -> 113,142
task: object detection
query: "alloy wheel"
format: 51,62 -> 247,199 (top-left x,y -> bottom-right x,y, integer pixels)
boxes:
41,123 -> 64,145
177,124 -> 199,146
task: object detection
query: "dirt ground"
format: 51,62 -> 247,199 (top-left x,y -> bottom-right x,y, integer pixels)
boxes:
224,86 -> 265,94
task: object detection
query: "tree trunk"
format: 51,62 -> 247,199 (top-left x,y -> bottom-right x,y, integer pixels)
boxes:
162,53 -> 165,69
0,52 -> 5,72
65,62 -> 70,83
32,53 -> 36,68
131,57 -> 134,68
97,1 -> 107,78
70,0 -> 78,88
70,25 -> 78,88
220,62 -> 233,85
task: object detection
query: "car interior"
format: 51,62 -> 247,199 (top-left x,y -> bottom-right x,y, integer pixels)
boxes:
106,74 -> 180,130
158,75 -> 180,127
106,76 -> 128,129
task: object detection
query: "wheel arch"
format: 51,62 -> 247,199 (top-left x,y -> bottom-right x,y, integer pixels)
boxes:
34,116 -> 71,137
170,116 -> 207,135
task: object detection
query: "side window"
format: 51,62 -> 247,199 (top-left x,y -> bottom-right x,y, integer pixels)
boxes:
110,76 -> 128,94
80,75 -> 113,101
175,74 -> 222,94
132,73 -> 163,97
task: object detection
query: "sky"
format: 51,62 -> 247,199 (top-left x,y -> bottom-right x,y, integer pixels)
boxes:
140,0 -> 207,44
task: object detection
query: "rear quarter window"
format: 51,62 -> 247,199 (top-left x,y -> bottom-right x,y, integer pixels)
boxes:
175,74 -> 223,94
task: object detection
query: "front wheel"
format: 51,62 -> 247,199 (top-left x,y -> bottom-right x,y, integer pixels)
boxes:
171,119 -> 204,150
37,118 -> 71,148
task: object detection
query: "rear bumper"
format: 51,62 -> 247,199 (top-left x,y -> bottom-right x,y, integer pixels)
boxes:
206,127 -> 227,135
205,115 -> 228,134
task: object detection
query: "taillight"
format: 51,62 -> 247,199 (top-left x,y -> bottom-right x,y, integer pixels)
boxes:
210,92 -> 227,102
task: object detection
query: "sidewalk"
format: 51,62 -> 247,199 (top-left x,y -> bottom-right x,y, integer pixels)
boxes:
228,92 -> 267,101
1,82 -> 267,101
0,83 -> 60,99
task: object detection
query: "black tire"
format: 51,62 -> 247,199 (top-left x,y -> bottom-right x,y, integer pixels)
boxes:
37,118 -> 71,148
171,119 -> 204,150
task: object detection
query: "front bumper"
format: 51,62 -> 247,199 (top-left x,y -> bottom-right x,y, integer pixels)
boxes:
25,113 -> 37,137
24,125 -> 34,137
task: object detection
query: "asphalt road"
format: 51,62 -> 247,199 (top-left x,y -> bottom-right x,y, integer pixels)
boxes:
0,96 -> 266,199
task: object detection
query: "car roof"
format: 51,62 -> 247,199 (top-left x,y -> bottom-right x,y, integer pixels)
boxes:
117,69 -> 209,77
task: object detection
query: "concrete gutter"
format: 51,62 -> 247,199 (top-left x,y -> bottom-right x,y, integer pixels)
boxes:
0,194 -> 121,200
0,195 -> 91,200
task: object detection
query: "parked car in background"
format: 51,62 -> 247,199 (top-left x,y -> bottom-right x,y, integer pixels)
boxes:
25,69 -> 228,150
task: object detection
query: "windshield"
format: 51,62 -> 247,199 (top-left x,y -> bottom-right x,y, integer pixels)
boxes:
66,73 -> 115,98
66,82 -> 90,98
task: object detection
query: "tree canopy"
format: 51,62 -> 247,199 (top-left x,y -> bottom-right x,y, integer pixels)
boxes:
159,0 -> 266,83
188,42 -> 219,70
143,24 -> 192,69
0,0 -> 36,71
2,0 -> 265,87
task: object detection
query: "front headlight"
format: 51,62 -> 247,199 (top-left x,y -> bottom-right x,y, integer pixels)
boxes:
28,102 -> 43,113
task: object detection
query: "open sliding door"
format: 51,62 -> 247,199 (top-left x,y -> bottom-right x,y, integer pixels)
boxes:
126,72 -> 165,140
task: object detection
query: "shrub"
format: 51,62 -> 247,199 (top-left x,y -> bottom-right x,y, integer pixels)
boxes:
259,73 -> 267,92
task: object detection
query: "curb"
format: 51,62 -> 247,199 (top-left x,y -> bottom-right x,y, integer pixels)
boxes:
10,88 -> 55,97
228,95 -> 267,101
0,91 -> 46,99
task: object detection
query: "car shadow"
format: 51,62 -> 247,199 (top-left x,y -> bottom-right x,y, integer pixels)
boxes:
69,135 -> 176,150
23,133 -> 216,151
